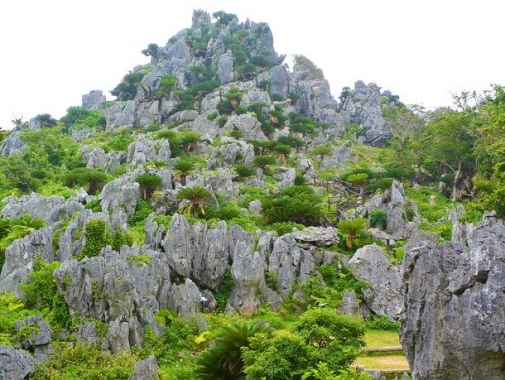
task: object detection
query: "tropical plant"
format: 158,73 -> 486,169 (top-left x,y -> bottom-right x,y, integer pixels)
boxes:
177,186 -> 212,217
337,218 -> 368,249
136,173 -> 162,200
35,113 -> 57,128
369,209 -> 387,230
262,185 -> 324,226
195,320 -> 273,379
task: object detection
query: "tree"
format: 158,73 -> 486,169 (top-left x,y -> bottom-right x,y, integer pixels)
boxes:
195,321 -> 273,379
35,113 -> 57,128
136,173 -> 162,200
338,218 -> 368,249
176,186 -> 212,217
417,108 -> 477,201
292,308 -> 365,372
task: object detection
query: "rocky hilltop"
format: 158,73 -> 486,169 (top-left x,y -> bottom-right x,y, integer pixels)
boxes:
0,9 -> 503,380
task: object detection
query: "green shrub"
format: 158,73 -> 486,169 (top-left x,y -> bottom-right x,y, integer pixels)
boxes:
233,164 -> 256,179
338,218 -> 369,250
243,331 -> 309,380
365,314 -> 400,331
292,308 -> 365,372
214,266 -> 234,312
195,321 -> 273,379
79,219 -> 112,259
262,186 -> 324,226
369,210 -> 387,230
32,342 -> 137,379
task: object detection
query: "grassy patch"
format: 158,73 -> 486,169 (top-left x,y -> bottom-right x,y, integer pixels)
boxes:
354,354 -> 409,370
364,329 -> 401,348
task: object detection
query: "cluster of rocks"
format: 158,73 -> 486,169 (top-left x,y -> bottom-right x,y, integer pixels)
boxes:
70,9 -> 397,148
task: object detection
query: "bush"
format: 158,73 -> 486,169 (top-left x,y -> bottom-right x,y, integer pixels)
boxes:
233,164 -> 256,179
262,186 -> 324,226
195,321 -> 273,379
365,314 -> 400,331
292,308 -> 365,372
243,331 -> 309,380
369,209 -> 387,230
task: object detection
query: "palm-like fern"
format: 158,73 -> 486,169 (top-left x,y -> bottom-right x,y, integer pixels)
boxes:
195,321 -> 273,379
176,186 -> 211,217
338,218 -> 368,249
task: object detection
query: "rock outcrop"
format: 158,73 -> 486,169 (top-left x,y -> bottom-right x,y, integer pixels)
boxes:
401,212 -> 505,379
0,345 -> 35,379
348,244 -> 403,321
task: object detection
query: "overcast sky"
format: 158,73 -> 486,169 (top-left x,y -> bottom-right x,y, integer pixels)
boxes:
1,0 -> 504,130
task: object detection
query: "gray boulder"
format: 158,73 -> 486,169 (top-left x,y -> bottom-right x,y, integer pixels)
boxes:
292,227 -> 339,246
274,167 -> 296,191
1,193 -> 84,225
401,212 -> 505,379
0,345 -> 35,380
218,50 -> 235,84
82,90 -> 106,110
15,315 -> 52,362
268,234 -> 317,297
165,278 -> 202,317
0,227 -> 53,298
129,356 -> 159,380
100,176 -> 140,217
221,114 -> 268,141
226,241 -> 265,315
0,127 -> 28,157
348,244 -> 403,321
369,180 -> 417,240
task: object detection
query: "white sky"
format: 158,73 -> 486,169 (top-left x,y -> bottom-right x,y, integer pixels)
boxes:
1,0 -> 504,130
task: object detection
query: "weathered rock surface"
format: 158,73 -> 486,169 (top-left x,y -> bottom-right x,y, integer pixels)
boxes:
0,345 -> 35,380
1,193 -> 84,225
369,180 -> 418,240
342,81 -> 393,146
54,246 -> 168,349
401,212 -> 505,379
292,226 -> 339,246
129,356 -> 159,380
267,234 -> 317,297
15,315 -> 52,362
0,227 -> 54,298
100,175 -> 140,217
0,127 -> 28,157
348,244 -> 403,321
226,241 -> 265,315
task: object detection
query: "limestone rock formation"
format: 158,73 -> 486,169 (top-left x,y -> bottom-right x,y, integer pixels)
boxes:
348,244 -> 403,321
1,193 -> 84,225
15,315 -> 52,362
0,345 -> 35,380
0,227 -> 54,298
369,180 -> 418,240
401,212 -> 505,379
0,127 -> 28,157
129,356 -> 160,380
341,81 -> 393,146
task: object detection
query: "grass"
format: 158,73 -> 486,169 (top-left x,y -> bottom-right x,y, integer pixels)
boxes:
354,354 -> 409,370
354,329 -> 410,373
363,329 -> 401,348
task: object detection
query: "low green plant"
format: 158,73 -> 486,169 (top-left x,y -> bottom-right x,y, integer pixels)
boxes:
365,314 -> 400,331
369,209 -> 387,230
195,320 -> 273,379
292,308 -> 366,372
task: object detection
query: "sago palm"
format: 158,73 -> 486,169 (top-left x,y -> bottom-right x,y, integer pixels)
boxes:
176,186 -> 211,217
